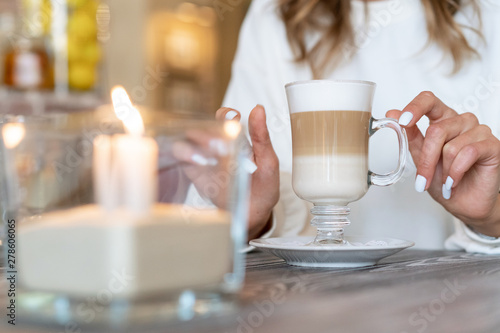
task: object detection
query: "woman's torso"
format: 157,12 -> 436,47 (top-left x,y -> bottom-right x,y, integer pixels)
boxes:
224,0 -> 500,248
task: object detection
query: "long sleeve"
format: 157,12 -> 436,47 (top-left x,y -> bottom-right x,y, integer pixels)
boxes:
445,219 -> 500,254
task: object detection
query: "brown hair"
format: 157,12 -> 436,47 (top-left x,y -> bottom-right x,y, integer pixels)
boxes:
279,0 -> 482,78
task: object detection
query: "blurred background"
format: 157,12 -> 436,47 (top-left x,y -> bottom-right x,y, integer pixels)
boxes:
0,0 -> 251,115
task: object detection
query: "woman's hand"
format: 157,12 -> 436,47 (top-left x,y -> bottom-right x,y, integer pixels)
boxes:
166,104 -> 279,240
387,91 -> 500,237
216,105 -> 280,240
164,105 -> 279,240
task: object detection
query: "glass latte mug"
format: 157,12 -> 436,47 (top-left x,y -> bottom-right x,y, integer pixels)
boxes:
285,80 -> 408,246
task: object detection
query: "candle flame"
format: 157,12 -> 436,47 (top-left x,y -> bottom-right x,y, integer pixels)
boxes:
111,86 -> 145,136
2,123 -> 26,149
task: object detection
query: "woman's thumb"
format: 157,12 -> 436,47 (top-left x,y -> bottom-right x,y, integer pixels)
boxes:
249,105 -> 277,166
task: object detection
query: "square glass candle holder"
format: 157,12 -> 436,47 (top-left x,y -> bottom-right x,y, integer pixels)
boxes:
0,109 -> 251,329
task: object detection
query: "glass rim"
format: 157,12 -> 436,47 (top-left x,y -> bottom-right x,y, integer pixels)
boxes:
0,111 -> 226,131
285,79 -> 376,89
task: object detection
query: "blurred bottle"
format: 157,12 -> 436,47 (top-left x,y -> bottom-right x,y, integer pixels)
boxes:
66,0 -> 102,91
0,10 -> 16,86
2,0 -> 104,94
3,0 -> 54,90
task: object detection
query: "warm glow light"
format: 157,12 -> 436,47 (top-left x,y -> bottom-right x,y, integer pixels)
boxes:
165,30 -> 200,70
224,120 -> 241,139
111,86 -> 145,136
2,123 -> 26,149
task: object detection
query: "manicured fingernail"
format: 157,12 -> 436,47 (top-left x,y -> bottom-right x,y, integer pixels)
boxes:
225,110 -> 238,120
399,112 -> 414,126
191,154 -> 209,166
445,176 -> 454,191
242,158 -> 258,174
209,139 -> 228,156
442,184 -> 451,200
415,175 -> 427,192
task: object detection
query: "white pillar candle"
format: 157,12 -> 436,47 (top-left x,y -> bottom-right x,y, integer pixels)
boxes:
114,134 -> 158,215
93,135 -> 118,211
93,86 -> 159,214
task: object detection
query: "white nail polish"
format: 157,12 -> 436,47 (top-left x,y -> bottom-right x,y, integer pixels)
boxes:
415,175 -> 427,192
225,110 -> 238,120
442,184 -> 451,200
191,154 -> 208,166
445,176 -> 454,191
242,158 -> 258,174
399,112 -> 414,126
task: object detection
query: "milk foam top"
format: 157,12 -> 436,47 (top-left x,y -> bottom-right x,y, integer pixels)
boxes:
285,80 -> 376,114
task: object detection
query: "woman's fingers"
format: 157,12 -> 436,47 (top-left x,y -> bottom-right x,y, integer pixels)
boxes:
185,128 -> 229,156
247,104 -> 280,233
216,107 -> 241,121
414,113 -> 480,192
248,105 -> 279,172
387,92 -> 487,195
158,130 -> 222,170
444,139 -> 495,199
386,92 -> 457,164
171,141 -> 217,167
180,107 -> 243,157
441,123 -> 488,184
386,108 -> 426,166
399,91 -> 457,127
441,126 -> 496,198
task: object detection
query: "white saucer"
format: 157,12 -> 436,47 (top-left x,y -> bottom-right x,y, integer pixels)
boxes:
249,236 -> 414,268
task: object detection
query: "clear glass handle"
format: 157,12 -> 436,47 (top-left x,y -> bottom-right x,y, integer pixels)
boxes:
369,117 -> 408,186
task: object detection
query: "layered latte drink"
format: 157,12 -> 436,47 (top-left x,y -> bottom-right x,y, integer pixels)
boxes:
291,110 -> 371,205
286,80 -> 408,245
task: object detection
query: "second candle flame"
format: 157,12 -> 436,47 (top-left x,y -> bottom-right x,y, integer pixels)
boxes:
111,86 -> 145,136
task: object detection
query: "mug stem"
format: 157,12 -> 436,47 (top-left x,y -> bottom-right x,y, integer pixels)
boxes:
310,205 -> 351,245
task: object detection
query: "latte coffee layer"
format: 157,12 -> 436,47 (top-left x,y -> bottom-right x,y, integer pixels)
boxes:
291,110 -> 370,156
290,110 -> 371,205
